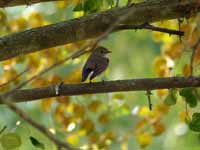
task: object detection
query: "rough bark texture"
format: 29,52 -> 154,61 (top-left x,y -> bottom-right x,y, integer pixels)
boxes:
0,0 -> 199,61
0,0 -> 60,7
3,77 -> 200,103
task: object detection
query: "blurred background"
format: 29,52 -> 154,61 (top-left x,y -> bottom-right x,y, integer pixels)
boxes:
0,0 -> 199,150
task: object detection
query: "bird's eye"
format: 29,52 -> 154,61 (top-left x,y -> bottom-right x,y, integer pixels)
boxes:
101,50 -> 104,53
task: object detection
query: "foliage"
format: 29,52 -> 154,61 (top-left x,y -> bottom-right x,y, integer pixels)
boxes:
0,0 -> 200,150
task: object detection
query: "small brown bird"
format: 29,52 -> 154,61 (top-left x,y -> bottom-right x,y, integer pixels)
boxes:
81,46 -> 111,83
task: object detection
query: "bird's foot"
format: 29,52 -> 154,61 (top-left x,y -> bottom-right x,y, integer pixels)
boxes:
55,81 -> 64,96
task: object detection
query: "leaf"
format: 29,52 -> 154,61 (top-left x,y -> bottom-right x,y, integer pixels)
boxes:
29,136 -> 45,150
106,0 -> 114,6
73,3 -> 83,11
83,0 -> 97,12
164,89 -> 177,105
189,113 -> 200,132
136,132 -> 152,148
179,88 -> 197,107
66,133 -> 79,146
0,133 -> 21,150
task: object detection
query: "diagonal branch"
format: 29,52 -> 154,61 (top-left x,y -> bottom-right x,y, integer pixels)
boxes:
115,23 -> 184,36
2,97 -> 78,150
2,76 -> 200,103
0,0 -> 60,7
0,0 -> 199,61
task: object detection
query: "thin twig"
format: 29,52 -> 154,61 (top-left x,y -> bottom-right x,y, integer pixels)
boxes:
0,68 -> 29,88
190,38 -> 200,76
115,23 -> 184,36
146,90 -> 152,110
0,126 -> 7,135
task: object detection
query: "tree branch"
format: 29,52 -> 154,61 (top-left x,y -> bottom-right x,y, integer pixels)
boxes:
0,0 -> 60,7
0,0 -> 199,61
2,76 -> 200,103
115,23 -> 184,36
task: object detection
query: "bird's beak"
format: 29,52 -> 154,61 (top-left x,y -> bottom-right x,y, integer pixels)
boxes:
107,50 -> 112,53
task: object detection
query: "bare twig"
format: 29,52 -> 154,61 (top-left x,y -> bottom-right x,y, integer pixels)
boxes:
190,38 -> 200,75
146,90 -> 153,110
0,0 -> 61,7
0,126 -> 6,135
115,23 -> 184,36
0,68 -> 29,88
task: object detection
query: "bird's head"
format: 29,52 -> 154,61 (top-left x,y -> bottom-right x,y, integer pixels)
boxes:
92,46 -> 111,57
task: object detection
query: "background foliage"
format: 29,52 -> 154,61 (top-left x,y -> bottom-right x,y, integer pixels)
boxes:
0,0 -> 200,150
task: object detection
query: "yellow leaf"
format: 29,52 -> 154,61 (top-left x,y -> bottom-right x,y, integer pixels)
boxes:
56,96 -> 70,105
153,121 -> 165,136
155,104 -> 170,114
182,64 -> 191,77
55,104 -> 65,122
48,75 -> 62,84
164,42 -> 184,59
138,106 -> 150,117
153,56 -> 168,77
136,132 -> 152,148
88,101 -> 102,112
73,104 -> 85,118
179,111 -> 188,122
98,113 -> 109,124
62,116 -> 73,129
135,119 -> 147,130
41,98 -> 54,112
28,11 -> 44,28
81,119 -> 94,134
157,89 -> 168,97
66,133 -> 79,146
112,93 -> 124,100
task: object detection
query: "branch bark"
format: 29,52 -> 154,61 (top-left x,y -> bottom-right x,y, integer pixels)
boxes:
2,76 -> 200,103
0,0 -> 60,7
0,0 -> 199,61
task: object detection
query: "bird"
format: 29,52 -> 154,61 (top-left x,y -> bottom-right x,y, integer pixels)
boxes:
81,46 -> 111,83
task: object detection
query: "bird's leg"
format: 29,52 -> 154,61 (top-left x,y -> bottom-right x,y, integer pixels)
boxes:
55,81 -> 64,96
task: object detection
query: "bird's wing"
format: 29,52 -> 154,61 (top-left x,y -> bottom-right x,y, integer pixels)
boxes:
89,57 -> 109,81
81,56 -> 96,82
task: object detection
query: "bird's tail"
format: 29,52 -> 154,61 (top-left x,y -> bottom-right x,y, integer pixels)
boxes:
81,69 -> 91,82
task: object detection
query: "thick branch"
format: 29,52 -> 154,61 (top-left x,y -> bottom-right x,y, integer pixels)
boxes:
0,0 -> 60,7
2,76 -> 200,103
0,0 -> 199,61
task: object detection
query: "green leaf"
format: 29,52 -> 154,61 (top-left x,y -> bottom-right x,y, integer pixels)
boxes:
84,0 -> 97,12
30,136 -> 45,150
189,113 -> 200,132
106,0 -> 114,6
73,3 -> 83,11
179,88 -> 197,107
0,133 -> 21,150
164,89 -> 177,105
